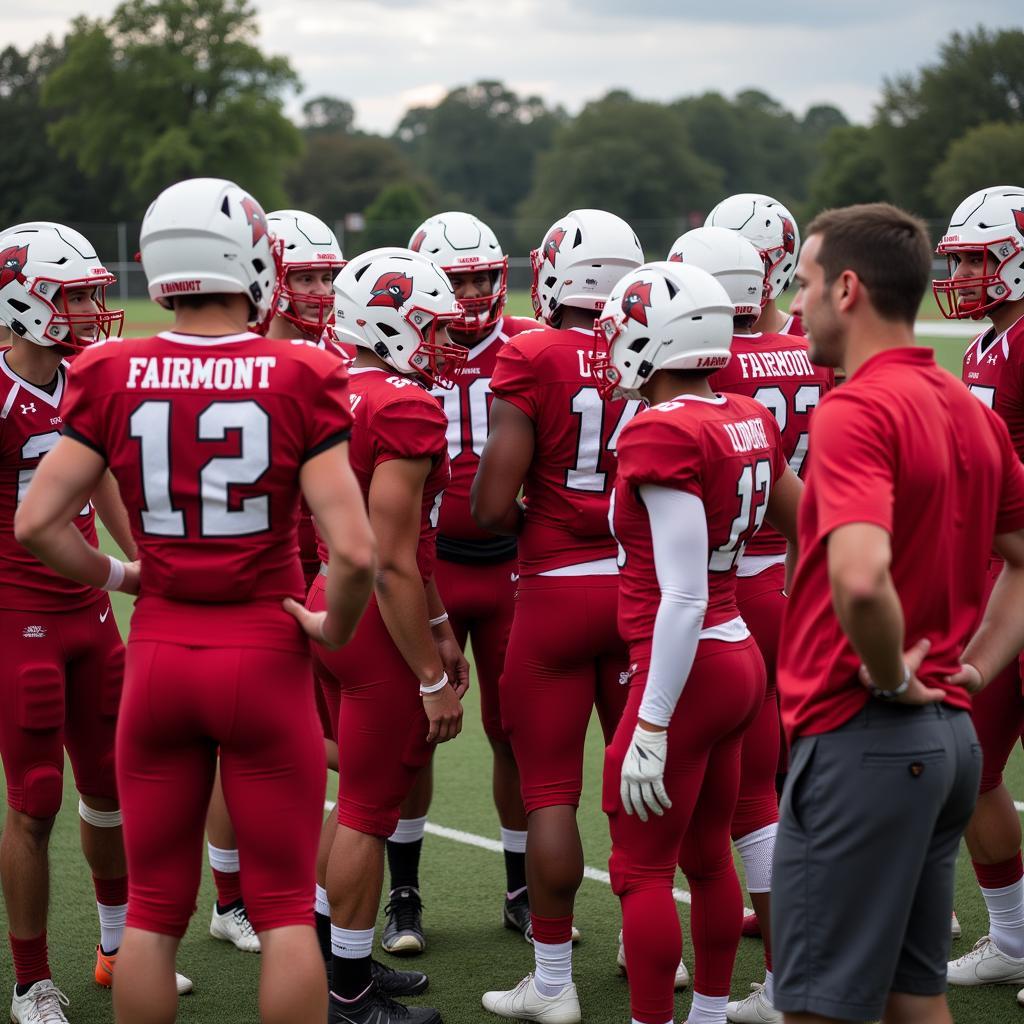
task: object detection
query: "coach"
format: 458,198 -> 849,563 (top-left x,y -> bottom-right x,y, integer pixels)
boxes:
772,203 -> 1024,1024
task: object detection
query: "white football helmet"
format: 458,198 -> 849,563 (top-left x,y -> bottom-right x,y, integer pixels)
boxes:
933,185 -> 1024,319
530,209 -> 643,324
593,262 -> 735,401
705,193 -> 800,301
410,211 -> 507,332
267,209 -> 345,337
333,247 -> 467,388
140,177 -> 281,330
667,226 -> 767,320
0,221 -> 123,350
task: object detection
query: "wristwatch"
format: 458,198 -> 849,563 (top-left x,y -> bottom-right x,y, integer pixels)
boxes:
869,664 -> 911,701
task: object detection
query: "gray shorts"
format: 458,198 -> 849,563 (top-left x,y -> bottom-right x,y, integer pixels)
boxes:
772,700 -> 981,1021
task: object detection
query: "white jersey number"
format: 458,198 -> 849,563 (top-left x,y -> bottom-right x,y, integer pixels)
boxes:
752,384 -> 823,477
435,377 -> 492,461
708,459 -> 772,572
18,432 -> 90,516
566,388 -> 640,493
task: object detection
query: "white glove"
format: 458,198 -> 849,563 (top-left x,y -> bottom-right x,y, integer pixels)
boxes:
620,725 -> 671,822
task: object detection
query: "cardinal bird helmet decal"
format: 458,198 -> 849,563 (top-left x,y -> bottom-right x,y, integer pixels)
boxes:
241,196 -> 269,246
621,279 -> 652,326
542,226 -> 566,266
368,271 -> 414,309
0,245 -> 28,290
1015,208 -> 1024,236
781,216 -> 797,255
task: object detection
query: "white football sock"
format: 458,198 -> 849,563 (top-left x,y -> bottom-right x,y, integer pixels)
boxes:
687,991 -> 728,1024
330,924 -> 374,959
500,827 -> 528,853
533,938 -> 572,997
207,842 -> 240,873
388,816 -> 427,844
315,883 -> 330,917
97,900 -> 127,954
763,969 -> 774,1004
982,879 -> 1024,958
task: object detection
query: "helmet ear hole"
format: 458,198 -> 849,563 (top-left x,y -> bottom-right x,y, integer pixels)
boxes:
628,336 -> 649,352
377,323 -> 399,338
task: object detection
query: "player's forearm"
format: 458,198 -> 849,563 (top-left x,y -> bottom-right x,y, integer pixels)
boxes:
376,564 -> 445,684
17,519 -> 121,591
322,541 -> 377,647
471,483 -> 524,535
93,470 -> 137,559
424,577 -> 457,645
832,572 -> 906,690
960,562 -> 1024,688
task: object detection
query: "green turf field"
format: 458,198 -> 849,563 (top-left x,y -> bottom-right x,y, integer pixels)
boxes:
0,297 -> 1007,1023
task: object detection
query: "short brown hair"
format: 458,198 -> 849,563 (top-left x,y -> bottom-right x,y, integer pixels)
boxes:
805,203 -> 932,324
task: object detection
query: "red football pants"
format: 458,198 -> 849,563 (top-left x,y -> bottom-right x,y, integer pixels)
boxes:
500,574 -> 628,813
117,639 -> 325,937
970,560 -> 1024,794
0,598 -> 122,817
433,557 -> 516,743
733,565 -> 784,837
605,638 -> 765,1021
308,576 -> 433,837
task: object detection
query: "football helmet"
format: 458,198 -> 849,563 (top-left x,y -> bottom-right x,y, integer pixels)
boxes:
705,193 -> 800,300
0,221 -> 123,350
333,247 -> 467,388
530,209 -> 643,324
593,262 -> 735,401
667,226 -> 767,320
933,185 -> 1024,319
140,177 -> 281,331
410,211 -> 508,333
267,209 -> 345,337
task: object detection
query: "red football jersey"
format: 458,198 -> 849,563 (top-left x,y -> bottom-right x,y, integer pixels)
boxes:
709,332 -> 833,556
613,394 -> 787,649
62,331 -> 353,650
779,312 -> 804,337
962,313 -> 1024,461
432,315 -> 536,550
779,347 -> 1024,741
0,355 -> 98,611
320,366 -> 449,583
490,325 -> 641,575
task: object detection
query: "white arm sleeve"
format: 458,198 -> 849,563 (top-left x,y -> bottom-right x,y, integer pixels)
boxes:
637,485 -> 710,727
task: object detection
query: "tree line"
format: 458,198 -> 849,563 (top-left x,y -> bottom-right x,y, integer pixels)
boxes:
2,0 -> 1022,258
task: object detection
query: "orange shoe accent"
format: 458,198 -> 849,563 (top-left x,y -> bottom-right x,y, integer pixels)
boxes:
95,945 -> 116,987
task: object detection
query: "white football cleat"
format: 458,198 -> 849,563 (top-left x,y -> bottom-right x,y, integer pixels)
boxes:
616,930 -> 689,989
482,974 -> 581,1023
11,980 -> 70,1024
951,910 -> 961,939
175,971 -> 193,995
947,935 -> 1024,985
210,902 -> 262,953
726,982 -> 782,1023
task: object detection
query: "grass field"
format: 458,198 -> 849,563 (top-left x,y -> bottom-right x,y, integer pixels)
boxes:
0,294 -> 1009,1023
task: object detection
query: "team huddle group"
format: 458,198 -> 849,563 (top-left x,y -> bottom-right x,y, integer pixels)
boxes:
3,177 -> 1024,1024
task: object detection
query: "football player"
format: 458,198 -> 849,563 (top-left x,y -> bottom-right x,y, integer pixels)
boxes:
374,211 -> 538,952
935,186 -> 1024,991
668,226 -> 832,1023
474,210 -> 649,1023
15,177 -> 376,1024
0,221 -> 193,1023
594,260 -> 800,1024
310,247 -> 467,1024
705,193 -> 802,337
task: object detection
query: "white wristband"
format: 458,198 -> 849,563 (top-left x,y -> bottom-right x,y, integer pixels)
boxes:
101,555 -> 125,592
420,671 -> 449,695
429,613 -> 449,627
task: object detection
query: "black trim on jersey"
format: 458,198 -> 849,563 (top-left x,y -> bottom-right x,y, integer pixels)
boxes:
62,423 -> 107,461
302,428 -> 351,464
437,533 -> 517,565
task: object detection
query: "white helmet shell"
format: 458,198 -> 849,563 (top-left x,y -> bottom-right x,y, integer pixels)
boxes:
333,247 -> 467,388
705,193 -> 800,300
593,262 -> 735,400
267,209 -> 345,336
530,209 -> 643,324
410,211 -> 508,332
667,226 -> 767,320
140,177 -> 280,330
933,185 -> 1024,319
0,221 -> 122,350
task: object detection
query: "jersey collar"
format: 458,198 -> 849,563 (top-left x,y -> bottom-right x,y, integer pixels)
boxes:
0,352 -> 64,409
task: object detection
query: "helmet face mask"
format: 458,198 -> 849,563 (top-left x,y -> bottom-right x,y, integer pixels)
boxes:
409,212 -> 508,334
0,223 -> 124,351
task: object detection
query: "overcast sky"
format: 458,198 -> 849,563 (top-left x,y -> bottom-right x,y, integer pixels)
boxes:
5,1 -> 1021,132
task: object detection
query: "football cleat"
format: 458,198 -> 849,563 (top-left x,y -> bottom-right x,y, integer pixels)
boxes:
481,974 -> 581,1023
951,910 -> 962,939
726,982 -> 782,1023
328,982 -> 440,1024
503,891 -> 532,940
371,957 -> 429,997
10,980 -> 70,1024
947,935 -> 1024,985
740,911 -> 762,939
382,887 -> 425,956
210,902 -> 261,953
616,930 -> 688,989
94,946 -> 193,995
